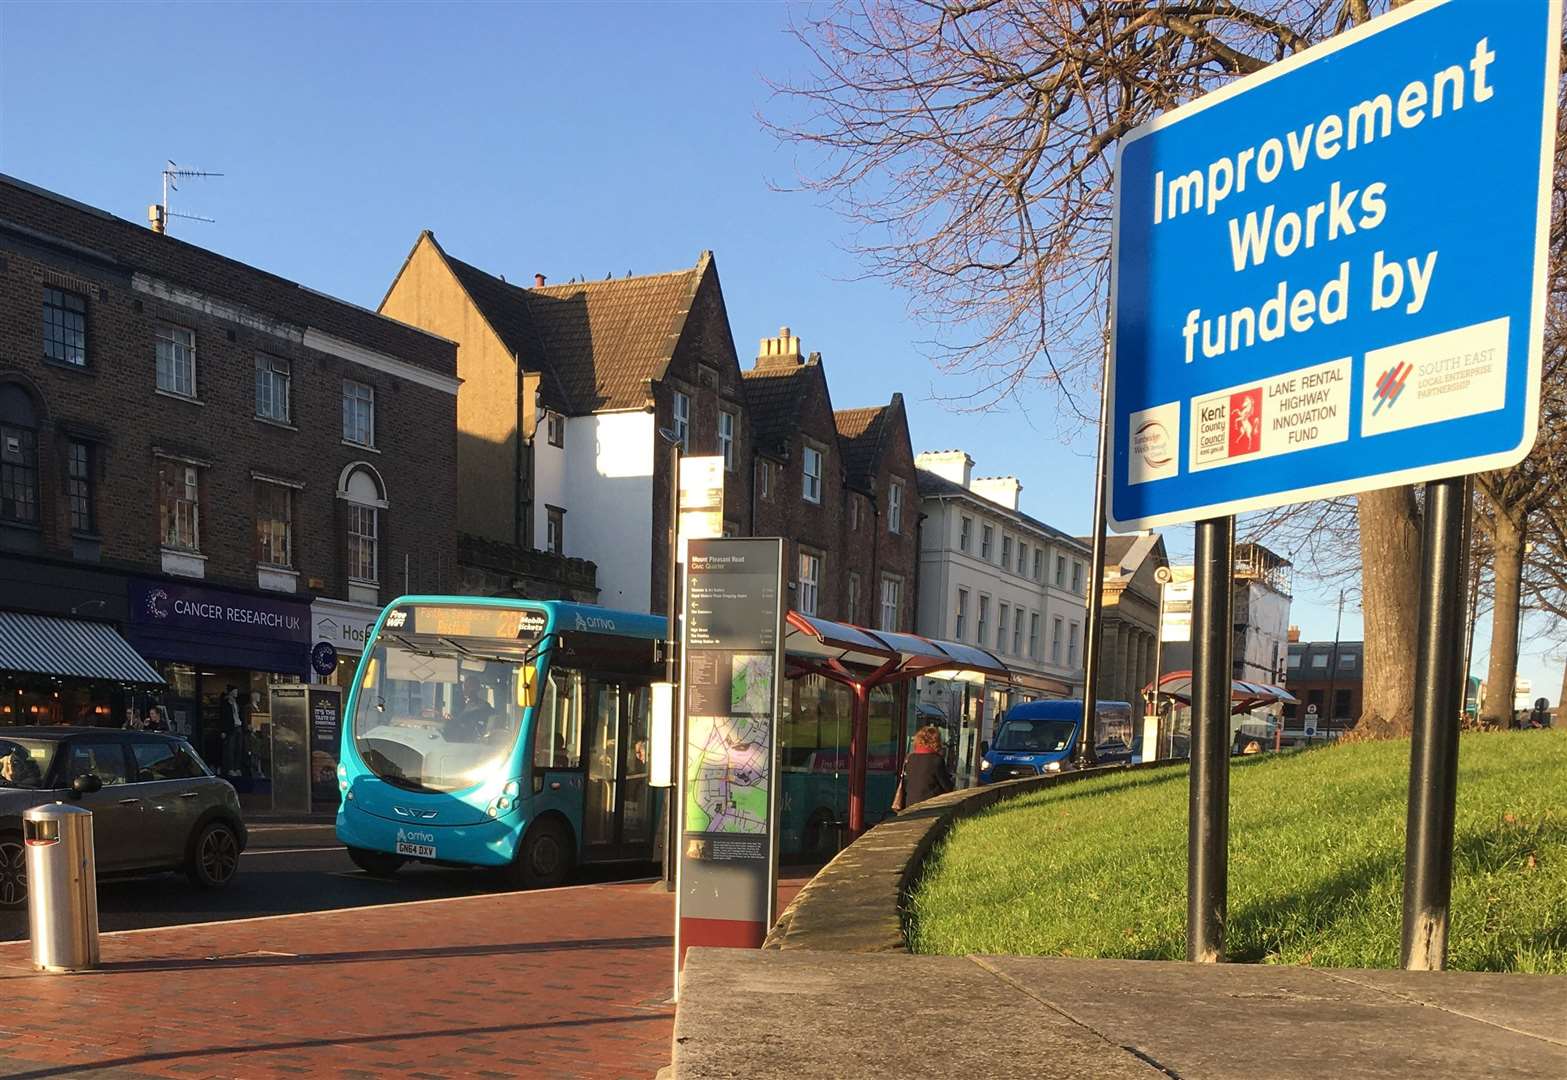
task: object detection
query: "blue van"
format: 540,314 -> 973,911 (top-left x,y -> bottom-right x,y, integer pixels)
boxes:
978,700 -> 1135,783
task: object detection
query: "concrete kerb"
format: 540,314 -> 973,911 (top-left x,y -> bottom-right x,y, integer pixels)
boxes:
763,759 -> 1181,954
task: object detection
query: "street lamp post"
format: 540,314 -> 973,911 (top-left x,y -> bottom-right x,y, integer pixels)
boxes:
657,427 -> 683,891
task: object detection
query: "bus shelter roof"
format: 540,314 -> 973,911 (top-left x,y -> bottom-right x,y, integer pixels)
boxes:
783,612 -> 1009,688
1143,670 -> 1299,715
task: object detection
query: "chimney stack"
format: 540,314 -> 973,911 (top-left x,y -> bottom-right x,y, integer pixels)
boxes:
915,450 -> 974,489
534,273 -> 547,288
755,326 -> 803,370
148,204 -> 166,235
971,475 -> 1023,511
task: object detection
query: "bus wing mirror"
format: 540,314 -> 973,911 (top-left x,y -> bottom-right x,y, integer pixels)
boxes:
517,663 -> 538,710
361,657 -> 379,690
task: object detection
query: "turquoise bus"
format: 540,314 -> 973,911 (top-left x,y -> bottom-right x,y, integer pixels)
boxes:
335,596 -> 668,887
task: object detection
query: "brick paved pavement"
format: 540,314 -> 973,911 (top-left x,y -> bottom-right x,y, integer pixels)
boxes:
0,874 -> 811,1080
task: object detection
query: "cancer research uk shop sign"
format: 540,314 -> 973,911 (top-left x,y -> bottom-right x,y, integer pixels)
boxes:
1109,0 -> 1561,530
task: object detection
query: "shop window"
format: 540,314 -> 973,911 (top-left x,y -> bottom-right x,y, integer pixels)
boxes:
256,481 -> 293,568
43,287 -> 87,367
67,440 -> 94,533
255,354 -> 292,423
0,384 -> 40,526
158,459 -> 201,552
343,380 -> 375,448
155,323 -> 197,398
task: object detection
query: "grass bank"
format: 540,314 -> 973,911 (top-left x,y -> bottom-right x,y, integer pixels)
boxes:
909,729 -> 1566,971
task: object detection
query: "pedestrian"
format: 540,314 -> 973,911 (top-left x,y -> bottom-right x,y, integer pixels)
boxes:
899,724 -> 955,809
144,705 -> 168,733
221,686 -> 244,777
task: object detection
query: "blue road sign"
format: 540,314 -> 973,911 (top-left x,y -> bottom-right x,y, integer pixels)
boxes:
1109,0 -> 1561,531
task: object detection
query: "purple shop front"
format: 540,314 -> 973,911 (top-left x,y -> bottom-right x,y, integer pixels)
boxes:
127,579 -> 312,676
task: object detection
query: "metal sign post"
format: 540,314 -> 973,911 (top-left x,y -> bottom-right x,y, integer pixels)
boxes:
1108,0 -> 1561,965
673,537 -> 785,997
1187,517 -> 1233,962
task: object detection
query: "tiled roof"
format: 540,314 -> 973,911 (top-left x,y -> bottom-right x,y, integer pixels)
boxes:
835,403 -> 890,490
0,174 -> 455,375
1076,531 -> 1166,579
527,263 -> 705,412
917,467 -> 1088,552
742,364 -> 815,454
437,247 -> 572,411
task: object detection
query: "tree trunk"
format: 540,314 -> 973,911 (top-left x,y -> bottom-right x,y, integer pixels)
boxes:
1351,487 -> 1425,739
1481,510 -> 1526,729
1557,655 -> 1567,717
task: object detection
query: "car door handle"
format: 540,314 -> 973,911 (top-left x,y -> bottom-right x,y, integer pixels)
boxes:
117,798 -> 140,806
177,792 -> 200,799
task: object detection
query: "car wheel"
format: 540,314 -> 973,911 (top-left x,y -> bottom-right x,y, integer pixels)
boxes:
0,833 -> 24,909
347,846 -> 406,878
187,821 -> 241,890
505,818 -> 574,889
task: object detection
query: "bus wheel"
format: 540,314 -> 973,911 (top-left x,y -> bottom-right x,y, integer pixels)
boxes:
348,846 -> 406,878
508,818 -> 574,889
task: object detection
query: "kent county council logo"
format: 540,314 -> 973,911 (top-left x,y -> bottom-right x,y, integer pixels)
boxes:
1372,362 -> 1412,415
145,588 -> 169,619
1133,420 -> 1174,469
1229,388 -> 1263,457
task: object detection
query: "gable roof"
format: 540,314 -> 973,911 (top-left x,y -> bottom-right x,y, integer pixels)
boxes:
1076,531 -> 1167,583
835,395 -> 907,491
527,260 -> 706,412
0,174 -> 454,375
743,361 -> 823,456
917,467 -> 1089,553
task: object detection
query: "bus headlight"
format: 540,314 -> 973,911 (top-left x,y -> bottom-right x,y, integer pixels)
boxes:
503,781 -> 520,797
487,805 -> 500,818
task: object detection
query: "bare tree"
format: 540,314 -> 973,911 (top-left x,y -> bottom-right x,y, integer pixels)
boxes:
767,0 -> 1458,733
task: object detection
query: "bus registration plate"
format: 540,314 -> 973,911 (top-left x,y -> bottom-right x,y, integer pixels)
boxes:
395,831 -> 436,859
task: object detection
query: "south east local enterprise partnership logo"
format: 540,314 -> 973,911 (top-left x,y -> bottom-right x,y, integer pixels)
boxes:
1372,361 -> 1412,415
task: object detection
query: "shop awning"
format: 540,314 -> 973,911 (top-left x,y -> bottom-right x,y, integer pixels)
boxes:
0,612 -> 165,686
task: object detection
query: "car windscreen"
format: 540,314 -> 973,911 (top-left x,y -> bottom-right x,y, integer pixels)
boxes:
992,719 -> 1076,753
0,738 -> 56,789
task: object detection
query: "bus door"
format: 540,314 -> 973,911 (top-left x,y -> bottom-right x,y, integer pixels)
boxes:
581,679 -> 655,862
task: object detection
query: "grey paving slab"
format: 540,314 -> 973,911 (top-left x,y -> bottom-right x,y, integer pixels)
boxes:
1314,966 -> 1567,1045
674,947 -> 1159,1079
981,955 -> 1567,1080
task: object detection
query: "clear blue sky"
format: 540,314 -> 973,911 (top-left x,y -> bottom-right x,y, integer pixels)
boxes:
0,1 -> 1554,699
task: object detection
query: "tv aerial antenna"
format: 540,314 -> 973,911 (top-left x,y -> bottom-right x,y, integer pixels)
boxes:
148,161 -> 223,234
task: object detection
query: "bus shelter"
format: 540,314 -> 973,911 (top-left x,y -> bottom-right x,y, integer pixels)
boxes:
782,613 -> 1009,838
1142,670 -> 1299,755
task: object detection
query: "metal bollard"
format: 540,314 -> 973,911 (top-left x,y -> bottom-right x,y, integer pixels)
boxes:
23,804 -> 99,972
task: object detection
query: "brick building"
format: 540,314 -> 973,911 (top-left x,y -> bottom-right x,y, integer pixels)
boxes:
380,235 -> 744,612
744,330 -> 919,630
0,174 -> 458,764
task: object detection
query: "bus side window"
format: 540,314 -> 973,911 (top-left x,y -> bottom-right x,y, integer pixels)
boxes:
534,670 -> 583,771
